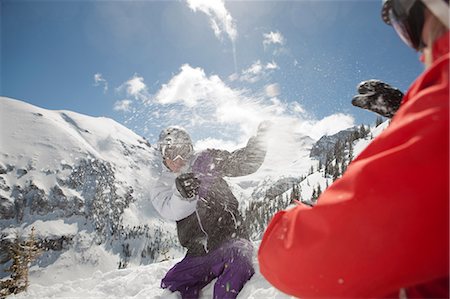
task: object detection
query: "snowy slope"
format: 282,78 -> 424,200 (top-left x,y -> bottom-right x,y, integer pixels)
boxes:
353,121 -> 389,157
12,242 -> 294,299
0,96 -> 162,223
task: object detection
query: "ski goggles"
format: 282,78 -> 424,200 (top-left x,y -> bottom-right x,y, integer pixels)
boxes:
382,0 -> 426,51
159,143 -> 193,161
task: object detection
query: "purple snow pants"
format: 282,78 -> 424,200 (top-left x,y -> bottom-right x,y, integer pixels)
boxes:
161,238 -> 254,299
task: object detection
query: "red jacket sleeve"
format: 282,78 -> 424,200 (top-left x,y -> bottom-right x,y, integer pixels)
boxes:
258,54 -> 449,298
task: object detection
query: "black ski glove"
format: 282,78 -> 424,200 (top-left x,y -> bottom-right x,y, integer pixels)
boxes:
352,80 -> 404,118
175,173 -> 200,200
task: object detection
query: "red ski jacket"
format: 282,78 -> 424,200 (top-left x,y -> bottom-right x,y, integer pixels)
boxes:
258,32 -> 449,298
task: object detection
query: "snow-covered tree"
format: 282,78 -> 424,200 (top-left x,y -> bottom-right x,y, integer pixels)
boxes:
0,228 -> 41,297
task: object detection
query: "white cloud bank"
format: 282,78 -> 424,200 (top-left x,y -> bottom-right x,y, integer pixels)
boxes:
186,0 -> 237,43
153,64 -> 267,139
151,64 -> 354,147
115,64 -> 354,150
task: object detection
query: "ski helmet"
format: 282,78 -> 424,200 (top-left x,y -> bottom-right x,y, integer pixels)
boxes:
381,0 -> 449,51
157,126 -> 194,161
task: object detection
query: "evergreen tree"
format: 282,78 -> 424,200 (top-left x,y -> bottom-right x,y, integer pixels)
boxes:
375,116 -> 384,127
311,188 -> 317,201
334,140 -> 343,164
333,163 -> 340,181
324,153 -> 331,177
348,139 -> 354,162
290,184 -> 299,203
359,124 -> 368,138
317,184 -> 322,198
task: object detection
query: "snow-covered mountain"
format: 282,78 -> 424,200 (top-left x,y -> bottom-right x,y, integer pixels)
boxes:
0,97 -> 387,298
0,97 -> 182,280
310,127 -> 360,164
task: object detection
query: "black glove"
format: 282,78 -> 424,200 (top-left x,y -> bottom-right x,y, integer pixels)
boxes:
175,173 -> 200,199
352,80 -> 404,118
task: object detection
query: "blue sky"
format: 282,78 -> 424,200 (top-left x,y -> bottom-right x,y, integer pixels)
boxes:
1,0 -> 424,147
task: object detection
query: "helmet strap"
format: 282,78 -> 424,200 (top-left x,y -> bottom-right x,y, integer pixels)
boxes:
422,0 -> 450,29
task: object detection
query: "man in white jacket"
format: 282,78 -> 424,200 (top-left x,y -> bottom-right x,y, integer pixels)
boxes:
151,125 -> 267,299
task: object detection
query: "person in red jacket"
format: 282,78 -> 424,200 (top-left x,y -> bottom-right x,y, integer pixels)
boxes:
258,0 -> 449,298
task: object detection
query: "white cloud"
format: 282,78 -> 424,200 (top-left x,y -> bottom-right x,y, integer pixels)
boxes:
186,0 -> 237,43
265,83 -> 280,98
118,74 -> 150,102
126,76 -> 146,97
151,64 -> 355,148
155,64 -> 228,108
240,60 -> 264,83
116,64 -> 355,151
228,72 -> 239,82
263,31 -> 288,56
291,102 -> 306,114
114,100 -> 132,112
266,61 -> 279,70
239,60 -> 279,83
94,73 -> 108,93
153,64 -> 280,139
263,31 -> 285,47
298,113 -> 355,140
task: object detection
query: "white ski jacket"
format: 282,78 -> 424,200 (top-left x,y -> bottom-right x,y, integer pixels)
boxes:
151,169 -> 198,221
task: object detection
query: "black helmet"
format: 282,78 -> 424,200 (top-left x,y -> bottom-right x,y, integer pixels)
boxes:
157,126 -> 194,161
382,0 -> 449,51
381,0 -> 426,50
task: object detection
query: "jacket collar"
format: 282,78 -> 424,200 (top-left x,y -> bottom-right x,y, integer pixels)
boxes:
432,31 -> 449,61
